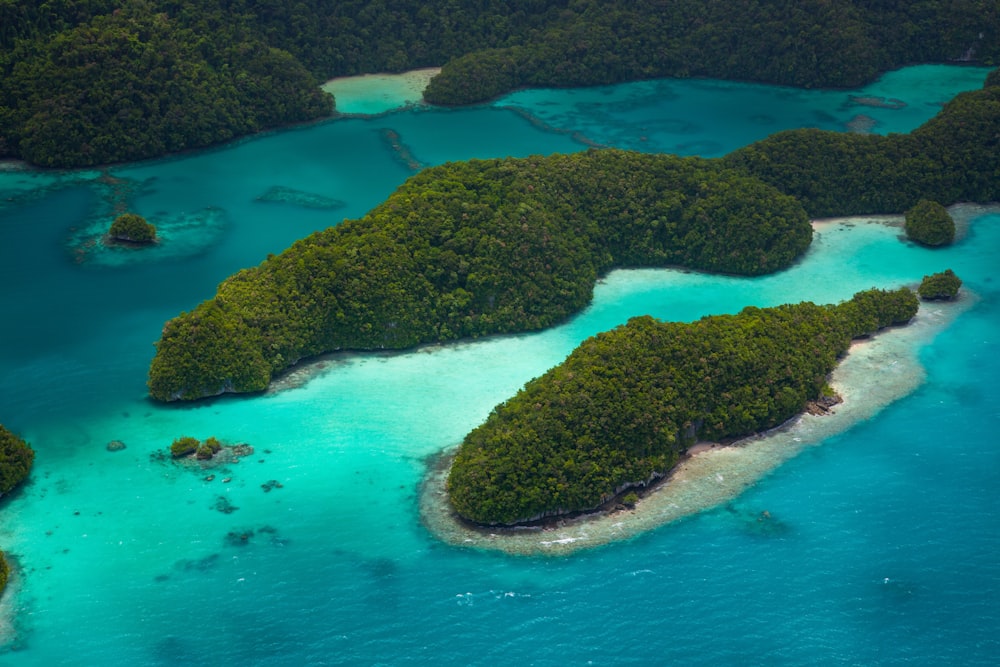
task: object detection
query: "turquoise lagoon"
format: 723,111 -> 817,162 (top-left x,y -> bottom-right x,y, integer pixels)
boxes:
0,65 -> 998,664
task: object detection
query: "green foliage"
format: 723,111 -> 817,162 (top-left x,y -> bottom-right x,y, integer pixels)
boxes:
2,2 -> 997,165
0,3 -> 332,167
0,424 -> 34,496
919,269 -> 963,300
425,1 -> 1000,104
446,288 -> 918,525
0,550 -> 8,594
109,212 -> 156,243
148,150 -> 812,400
905,200 -> 956,246
170,435 -> 224,459
148,75 -> 1000,402
195,436 -> 222,460
169,436 -> 199,458
724,80 -> 1000,217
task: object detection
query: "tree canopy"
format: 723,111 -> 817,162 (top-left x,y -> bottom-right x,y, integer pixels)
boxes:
905,200 -> 956,246
109,212 -> 156,243
149,73 -> 1000,401
724,81 -> 1000,217
447,288 -> 919,525
0,424 -> 34,497
148,150 -> 811,400
1,0 -> 997,166
918,269 -> 962,300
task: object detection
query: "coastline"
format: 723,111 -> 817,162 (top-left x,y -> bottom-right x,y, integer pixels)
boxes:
810,201 -> 985,242
321,68 -> 441,116
420,293 -> 976,556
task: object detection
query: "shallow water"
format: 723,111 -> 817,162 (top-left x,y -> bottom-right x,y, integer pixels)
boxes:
0,65 -> 998,665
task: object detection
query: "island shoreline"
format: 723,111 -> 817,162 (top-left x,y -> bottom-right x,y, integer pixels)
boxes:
420,293 -> 975,555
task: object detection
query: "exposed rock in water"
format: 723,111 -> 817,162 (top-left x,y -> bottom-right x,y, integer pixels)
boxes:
806,393 -> 843,415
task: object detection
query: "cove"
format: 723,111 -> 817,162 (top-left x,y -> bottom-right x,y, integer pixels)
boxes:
0,65 -> 997,665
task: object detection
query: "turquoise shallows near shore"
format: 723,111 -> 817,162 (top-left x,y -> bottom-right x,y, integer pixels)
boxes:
322,68 -> 440,115
0,67 -> 998,665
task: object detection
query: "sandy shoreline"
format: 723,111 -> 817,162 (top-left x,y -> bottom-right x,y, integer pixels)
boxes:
321,67 -> 441,116
811,201 -> 985,242
420,294 -> 975,555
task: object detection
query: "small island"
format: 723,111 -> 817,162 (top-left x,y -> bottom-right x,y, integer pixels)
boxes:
170,436 -> 222,460
919,269 -> 963,300
446,288 -> 918,525
107,213 -> 157,246
904,200 -> 955,247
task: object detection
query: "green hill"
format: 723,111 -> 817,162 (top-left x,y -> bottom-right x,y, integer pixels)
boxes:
447,288 -> 919,525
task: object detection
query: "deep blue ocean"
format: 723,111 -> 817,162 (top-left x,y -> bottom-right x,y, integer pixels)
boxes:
0,65 -> 997,665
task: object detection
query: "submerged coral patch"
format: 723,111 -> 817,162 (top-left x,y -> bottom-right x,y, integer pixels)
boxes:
254,186 -> 345,210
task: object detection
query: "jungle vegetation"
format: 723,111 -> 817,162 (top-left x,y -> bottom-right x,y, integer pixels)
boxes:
446,288 -> 920,525
0,423 -> 33,595
148,149 -> 812,400
723,82 -> 1000,217
918,269 -> 962,300
1,0 -> 997,167
0,550 -> 8,593
108,212 -> 156,243
0,424 -> 34,497
149,74 -> 999,401
904,200 -> 955,246
169,435 -> 222,459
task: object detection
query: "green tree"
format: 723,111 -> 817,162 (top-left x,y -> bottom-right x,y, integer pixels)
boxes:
905,200 -> 955,246
447,288 -> 919,525
0,424 -> 34,496
109,212 -> 156,243
918,269 -> 962,300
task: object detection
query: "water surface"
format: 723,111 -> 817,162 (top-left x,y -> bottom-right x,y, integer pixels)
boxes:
0,65 -> 997,665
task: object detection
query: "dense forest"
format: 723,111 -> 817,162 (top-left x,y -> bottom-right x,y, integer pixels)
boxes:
1,0 -> 997,167
148,150 -> 811,400
0,423 -> 34,595
725,82 -> 1000,217
148,73 -> 999,401
447,288 -> 919,525
0,424 -> 34,497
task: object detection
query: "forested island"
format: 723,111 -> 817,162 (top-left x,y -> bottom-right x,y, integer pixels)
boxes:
148,73 -> 1000,401
0,424 -> 34,596
2,1 -> 997,167
447,288 -> 918,525
148,150 -> 810,400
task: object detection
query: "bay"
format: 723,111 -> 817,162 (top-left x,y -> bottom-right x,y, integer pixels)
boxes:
0,64 -> 996,665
